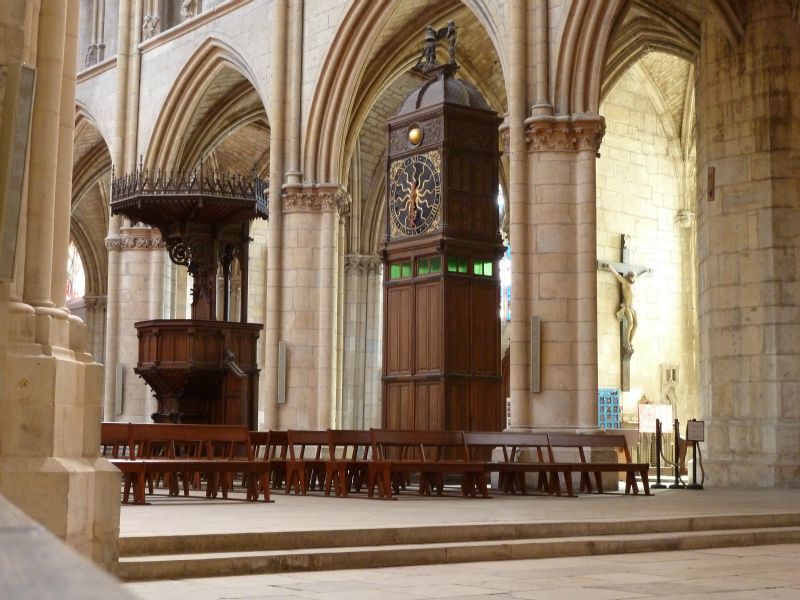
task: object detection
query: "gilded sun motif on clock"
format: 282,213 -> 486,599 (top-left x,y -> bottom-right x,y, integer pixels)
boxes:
388,151 -> 442,238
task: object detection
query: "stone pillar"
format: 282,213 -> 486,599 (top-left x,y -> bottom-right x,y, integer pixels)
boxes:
0,0 -> 120,569
262,0 -> 288,429
524,116 -> 605,430
341,254 -> 383,429
83,295 -> 107,362
696,2 -> 800,486
103,0 -> 141,420
279,184 -> 349,430
506,0 -> 531,431
104,228 -> 166,422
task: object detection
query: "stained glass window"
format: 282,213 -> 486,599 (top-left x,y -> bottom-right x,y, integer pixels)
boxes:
66,241 -> 85,301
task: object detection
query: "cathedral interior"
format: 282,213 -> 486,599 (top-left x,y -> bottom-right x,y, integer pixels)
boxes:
1,0 -> 799,586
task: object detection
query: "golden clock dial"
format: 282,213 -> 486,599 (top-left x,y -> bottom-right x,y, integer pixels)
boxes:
388,151 -> 442,238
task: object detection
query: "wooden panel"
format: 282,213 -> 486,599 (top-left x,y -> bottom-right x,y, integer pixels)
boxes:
414,382 -> 442,431
444,280 -> 470,373
385,285 -> 413,375
471,282 -> 500,375
470,379 -> 503,432
415,281 -> 442,372
384,382 -> 413,430
445,381 -> 470,431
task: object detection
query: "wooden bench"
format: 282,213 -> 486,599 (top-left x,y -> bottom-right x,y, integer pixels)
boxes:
325,429 -> 372,497
368,430 -> 488,499
464,431 -> 574,497
285,429 -> 328,494
548,432 -> 650,495
101,423 -> 271,504
249,430 -> 289,491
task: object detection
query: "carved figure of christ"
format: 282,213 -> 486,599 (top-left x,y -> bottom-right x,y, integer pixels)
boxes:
597,234 -> 651,391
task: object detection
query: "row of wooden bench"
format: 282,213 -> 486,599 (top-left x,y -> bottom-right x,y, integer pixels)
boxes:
100,423 -> 650,504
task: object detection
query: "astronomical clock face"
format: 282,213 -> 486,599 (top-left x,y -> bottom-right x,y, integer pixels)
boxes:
388,151 -> 442,238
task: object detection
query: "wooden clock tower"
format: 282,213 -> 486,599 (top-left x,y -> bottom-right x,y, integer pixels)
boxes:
382,30 -> 504,432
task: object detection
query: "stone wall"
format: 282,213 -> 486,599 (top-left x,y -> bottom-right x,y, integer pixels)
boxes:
596,64 -> 698,426
696,1 -> 800,487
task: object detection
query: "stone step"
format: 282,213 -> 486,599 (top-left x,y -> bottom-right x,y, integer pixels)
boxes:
120,512 -> 800,556
117,515 -> 800,582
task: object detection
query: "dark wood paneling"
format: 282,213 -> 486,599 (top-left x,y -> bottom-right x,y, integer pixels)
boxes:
472,282 -> 500,375
384,382 -> 413,430
445,381 -> 470,431
444,280 -> 471,373
414,382 -> 442,431
470,379 -> 503,432
415,281 -> 442,372
385,285 -> 413,375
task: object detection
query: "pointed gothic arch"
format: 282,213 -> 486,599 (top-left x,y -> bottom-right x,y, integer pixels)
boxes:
304,0 -> 508,187
145,37 -> 268,171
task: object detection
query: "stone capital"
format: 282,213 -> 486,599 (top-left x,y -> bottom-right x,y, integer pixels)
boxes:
499,115 -> 510,154
282,184 -> 351,220
344,254 -> 383,275
82,294 -> 108,310
105,227 -> 165,251
524,115 -> 605,153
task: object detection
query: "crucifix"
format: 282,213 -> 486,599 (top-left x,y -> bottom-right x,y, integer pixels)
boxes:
598,234 -> 651,392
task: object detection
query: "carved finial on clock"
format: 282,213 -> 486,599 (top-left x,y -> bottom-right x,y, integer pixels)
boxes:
413,21 -> 458,76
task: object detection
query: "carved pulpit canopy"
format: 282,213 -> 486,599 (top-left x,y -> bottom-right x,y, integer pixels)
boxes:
110,159 -> 268,321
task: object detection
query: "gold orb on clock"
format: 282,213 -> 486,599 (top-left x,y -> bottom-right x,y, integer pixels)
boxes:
408,126 -> 423,145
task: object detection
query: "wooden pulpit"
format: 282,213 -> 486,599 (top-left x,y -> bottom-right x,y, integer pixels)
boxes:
111,165 -> 268,427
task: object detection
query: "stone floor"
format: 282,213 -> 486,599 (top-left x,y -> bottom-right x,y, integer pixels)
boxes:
125,543 -> 800,599
120,488 -> 800,599
119,487 -> 800,537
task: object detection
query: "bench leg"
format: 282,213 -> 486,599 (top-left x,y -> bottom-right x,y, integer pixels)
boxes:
641,469 -> 651,495
580,472 -> 593,493
134,470 -> 146,504
368,464 -> 392,499
594,471 -> 604,494
562,470 -> 575,497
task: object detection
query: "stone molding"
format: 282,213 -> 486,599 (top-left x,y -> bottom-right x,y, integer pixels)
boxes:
82,295 -> 108,310
76,56 -> 117,83
282,184 -> 351,220
105,228 -> 165,251
344,254 -> 383,275
139,0 -> 255,55
524,115 -> 606,153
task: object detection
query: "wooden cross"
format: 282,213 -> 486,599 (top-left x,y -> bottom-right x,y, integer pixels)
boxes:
597,234 -> 651,392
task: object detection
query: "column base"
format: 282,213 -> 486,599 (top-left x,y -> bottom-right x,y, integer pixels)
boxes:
0,457 -> 121,570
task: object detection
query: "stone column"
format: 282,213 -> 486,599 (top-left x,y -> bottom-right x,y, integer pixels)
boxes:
696,2 -> 800,486
262,0 -> 288,429
341,254 -> 383,429
0,0 -> 120,569
83,295 -> 108,362
524,116 -> 605,430
279,184 -> 349,430
506,0 -> 531,430
105,228 -> 166,422
103,0 -> 140,420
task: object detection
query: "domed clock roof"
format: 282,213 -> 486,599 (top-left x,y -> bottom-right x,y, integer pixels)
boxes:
396,71 -> 491,116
